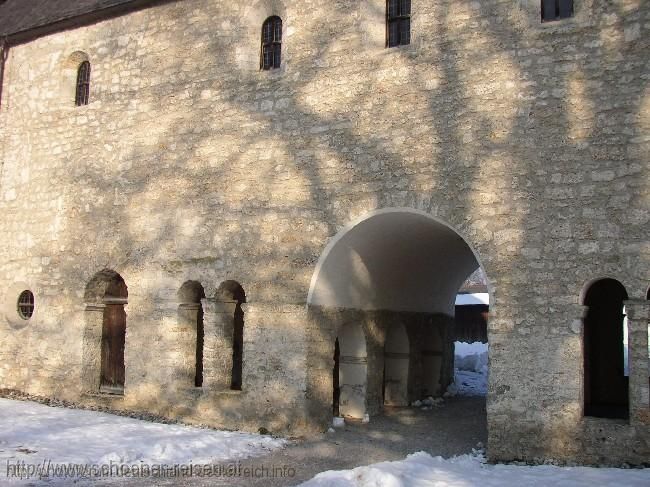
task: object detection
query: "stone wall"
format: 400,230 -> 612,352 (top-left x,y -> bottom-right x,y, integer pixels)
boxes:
0,0 -> 648,463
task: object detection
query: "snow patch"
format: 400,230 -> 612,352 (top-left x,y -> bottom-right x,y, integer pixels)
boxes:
452,341 -> 488,396
299,451 -> 650,486
0,398 -> 285,482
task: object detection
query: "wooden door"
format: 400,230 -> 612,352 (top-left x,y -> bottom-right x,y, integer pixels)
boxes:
100,304 -> 126,392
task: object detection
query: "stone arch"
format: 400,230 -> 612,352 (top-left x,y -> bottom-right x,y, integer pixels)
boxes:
383,322 -> 409,406
82,269 -> 127,394
307,208 -> 492,425
215,280 -> 246,390
582,278 -> 629,419
307,208 -> 491,312
177,280 -> 206,387
336,321 -> 368,419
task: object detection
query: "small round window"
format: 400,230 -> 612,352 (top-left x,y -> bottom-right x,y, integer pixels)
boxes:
17,290 -> 34,320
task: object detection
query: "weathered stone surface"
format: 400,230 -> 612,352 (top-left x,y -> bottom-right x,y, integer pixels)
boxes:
0,0 -> 648,465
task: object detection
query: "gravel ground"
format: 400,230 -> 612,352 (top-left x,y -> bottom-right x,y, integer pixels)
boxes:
82,396 -> 487,487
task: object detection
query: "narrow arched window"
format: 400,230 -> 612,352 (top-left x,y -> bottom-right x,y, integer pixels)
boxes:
75,61 -> 91,106
583,278 -> 629,419
261,16 -> 282,70
387,0 -> 411,48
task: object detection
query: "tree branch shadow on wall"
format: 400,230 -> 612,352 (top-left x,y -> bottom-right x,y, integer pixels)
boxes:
11,0 -> 645,455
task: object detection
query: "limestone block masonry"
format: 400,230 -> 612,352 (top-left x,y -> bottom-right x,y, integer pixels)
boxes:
0,0 -> 649,465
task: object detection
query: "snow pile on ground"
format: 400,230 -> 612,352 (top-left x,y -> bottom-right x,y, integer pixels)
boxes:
449,369 -> 488,397
451,341 -> 488,396
454,341 -> 488,374
0,398 -> 285,468
411,397 -> 444,410
299,451 -> 650,487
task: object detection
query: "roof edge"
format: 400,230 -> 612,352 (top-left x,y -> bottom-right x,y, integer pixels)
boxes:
4,0 -> 177,46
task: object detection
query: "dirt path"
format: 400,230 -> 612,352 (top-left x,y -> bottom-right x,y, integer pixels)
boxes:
86,396 -> 486,487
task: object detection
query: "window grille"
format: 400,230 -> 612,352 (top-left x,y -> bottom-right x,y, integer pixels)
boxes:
75,61 -> 91,106
387,0 -> 411,48
541,0 -> 573,22
261,17 -> 282,70
17,290 -> 34,320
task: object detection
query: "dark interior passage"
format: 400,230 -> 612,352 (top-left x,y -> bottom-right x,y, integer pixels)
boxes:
333,338 -> 340,416
231,301 -> 244,390
583,278 -> 629,419
217,280 -> 246,391
195,305 -> 204,387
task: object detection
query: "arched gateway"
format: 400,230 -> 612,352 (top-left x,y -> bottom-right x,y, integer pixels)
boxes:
306,208 -> 490,423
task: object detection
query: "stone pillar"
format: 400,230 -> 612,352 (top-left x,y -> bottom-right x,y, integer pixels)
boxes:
176,303 -> 201,388
625,299 -> 649,425
81,303 -> 104,393
201,298 -> 235,390
570,304 -> 587,420
339,354 -> 368,419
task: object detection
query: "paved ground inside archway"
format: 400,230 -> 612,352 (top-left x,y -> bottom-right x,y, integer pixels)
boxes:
96,395 -> 487,487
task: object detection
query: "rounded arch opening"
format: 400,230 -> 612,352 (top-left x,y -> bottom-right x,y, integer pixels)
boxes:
307,208 -> 489,314
84,269 -> 127,304
308,208 -> 491,425
84,269 -> 127,395
178,280 -> 206,304
582,278 -> 629,419
216,280 -> 246,303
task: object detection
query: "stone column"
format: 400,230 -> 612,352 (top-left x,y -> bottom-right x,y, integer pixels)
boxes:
175,303 -> 201,388
569,304 -> 587,420
81,303 -> 104,393
201,298 -> 235,390
625,299 -> 649,425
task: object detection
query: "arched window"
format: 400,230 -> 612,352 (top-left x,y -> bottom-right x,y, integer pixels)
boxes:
261,16 -> 282,70
75,61 -> 91,106
387,0 -> 411,48
583,278 -> 629,419
84,269 -> 127,395
216,280 -> 246,390
17,290 -> 34,320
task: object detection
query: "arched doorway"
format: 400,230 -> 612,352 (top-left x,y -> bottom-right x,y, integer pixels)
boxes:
583,278 -> 629,419
336,321 -> 367,419
384,323 -> 409,406
84,269 -> 128,395
308,208 -> 489,421
216,280 -> 246,390
178,281 -> 206,387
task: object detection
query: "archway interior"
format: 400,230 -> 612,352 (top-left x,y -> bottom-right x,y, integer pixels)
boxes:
309,210 -> 483,415
310,211 -> 479,314
583,278 -> 629,419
